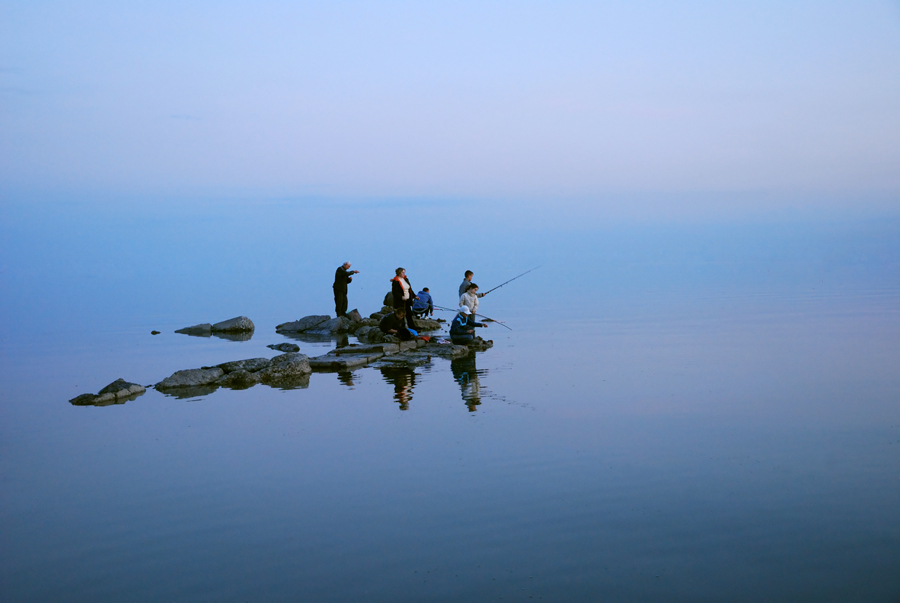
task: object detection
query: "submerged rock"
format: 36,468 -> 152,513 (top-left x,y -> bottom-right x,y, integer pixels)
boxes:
267,343 -> 300,353
69,378 -> 146,406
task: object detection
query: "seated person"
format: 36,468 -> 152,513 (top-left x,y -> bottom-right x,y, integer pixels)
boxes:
411,287 -> 434,318
379,308 -> 415,341
449,307 -> 488,344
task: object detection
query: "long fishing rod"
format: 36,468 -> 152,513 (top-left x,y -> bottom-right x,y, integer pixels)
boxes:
433,305 -> 513,330
481,265 -> 541,296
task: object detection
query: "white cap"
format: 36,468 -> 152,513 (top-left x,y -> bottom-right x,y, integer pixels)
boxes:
459,307 -> 471,315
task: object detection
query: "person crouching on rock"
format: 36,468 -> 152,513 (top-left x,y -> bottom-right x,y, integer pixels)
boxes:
450,306 -> 487,345
380,308 -> 415,341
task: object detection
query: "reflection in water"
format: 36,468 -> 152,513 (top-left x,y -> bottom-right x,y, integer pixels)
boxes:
336,370 -> 356,388
379,366 -> 417,410
451,354 -> 484,412
175,331 -> 254,342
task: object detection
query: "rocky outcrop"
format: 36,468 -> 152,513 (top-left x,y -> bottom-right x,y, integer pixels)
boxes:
347,309 -> 363,322
155,352 -> 312,397
267,343 -> 300,353
70,379 -> 146,406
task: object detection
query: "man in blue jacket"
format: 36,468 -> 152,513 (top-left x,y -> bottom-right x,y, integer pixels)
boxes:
449,307 -> 488,345
411,287 -> 434,318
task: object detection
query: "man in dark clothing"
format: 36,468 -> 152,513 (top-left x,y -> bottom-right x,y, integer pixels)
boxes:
449,307 -> 488,344
333,262 -> 359,317
379,308 -> 414,341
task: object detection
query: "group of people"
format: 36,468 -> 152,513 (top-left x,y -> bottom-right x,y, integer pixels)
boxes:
332,264 -> 490,345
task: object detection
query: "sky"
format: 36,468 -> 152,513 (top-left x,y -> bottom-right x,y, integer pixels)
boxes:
1,1 -> 899,209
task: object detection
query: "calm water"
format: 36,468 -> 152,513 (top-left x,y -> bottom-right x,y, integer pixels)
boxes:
1,197 -> 899,601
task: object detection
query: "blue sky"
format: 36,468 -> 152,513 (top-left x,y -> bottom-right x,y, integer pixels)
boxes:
1,1 -> 899,207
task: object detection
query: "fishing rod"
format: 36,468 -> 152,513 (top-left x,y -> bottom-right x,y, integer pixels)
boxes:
433,305 -> 513,330
481,265 -> 541,296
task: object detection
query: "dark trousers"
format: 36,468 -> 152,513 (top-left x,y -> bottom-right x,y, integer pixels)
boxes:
334,288 -> 348,317
404,300 -> 417,329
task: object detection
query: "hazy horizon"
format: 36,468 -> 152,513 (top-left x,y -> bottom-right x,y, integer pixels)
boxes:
2,1 -> 899,211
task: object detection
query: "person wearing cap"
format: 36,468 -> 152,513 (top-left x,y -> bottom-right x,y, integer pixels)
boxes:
333,261 -> 359,318
449,306 -> 488,345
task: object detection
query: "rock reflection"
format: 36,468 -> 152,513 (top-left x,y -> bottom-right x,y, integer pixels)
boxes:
379,366 -> 417,410
451,354 -> 484,411
175,331 -> 254,342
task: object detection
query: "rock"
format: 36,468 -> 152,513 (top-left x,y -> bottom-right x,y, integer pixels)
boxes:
413,318 -> 442,331
211,316 -> 255,332
156,367 -> 224,389
276,315 -> 331,333
334,342 -> 400,356
303,316 -> 352,335
347,309 -> 363,323
216,369 -> 262,389
258,353 -> 312,383
267,343 -> 300,353
69,378 -> 146,406
309,354 -> 379,370
175,323 -> 212,336
355,326 -> 386,343
151,330 -> 160,335
467,337 -> 494,351
216,358 -> 271,373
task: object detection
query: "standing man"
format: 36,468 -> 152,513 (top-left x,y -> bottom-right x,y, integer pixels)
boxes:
333,262 -> 359,318
459,270 -> 487,299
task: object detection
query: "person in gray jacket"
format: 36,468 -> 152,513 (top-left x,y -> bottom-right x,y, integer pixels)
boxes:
459,270 -> 487,299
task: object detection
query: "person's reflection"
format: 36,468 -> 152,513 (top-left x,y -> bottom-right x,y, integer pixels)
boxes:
336,370 -> 356,388
451,354 -> 482,411
379,366 -> 417,410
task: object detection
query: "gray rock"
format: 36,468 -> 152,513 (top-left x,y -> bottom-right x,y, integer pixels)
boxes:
216,369 -> 263,389
175,323 -> 212,336
309,354 -> 378,370
413,318 -> 442,331
69,379 -> 146,406
347,309 -> 363,323
211,316 -> 255,332
334,342 -> 400,356
276,315 -> 331,333
156,367 -> 224,389
267,343 -> 300,353
216,358 -> 271,373
258,353 -> 312,383
304,316 -> 352,334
